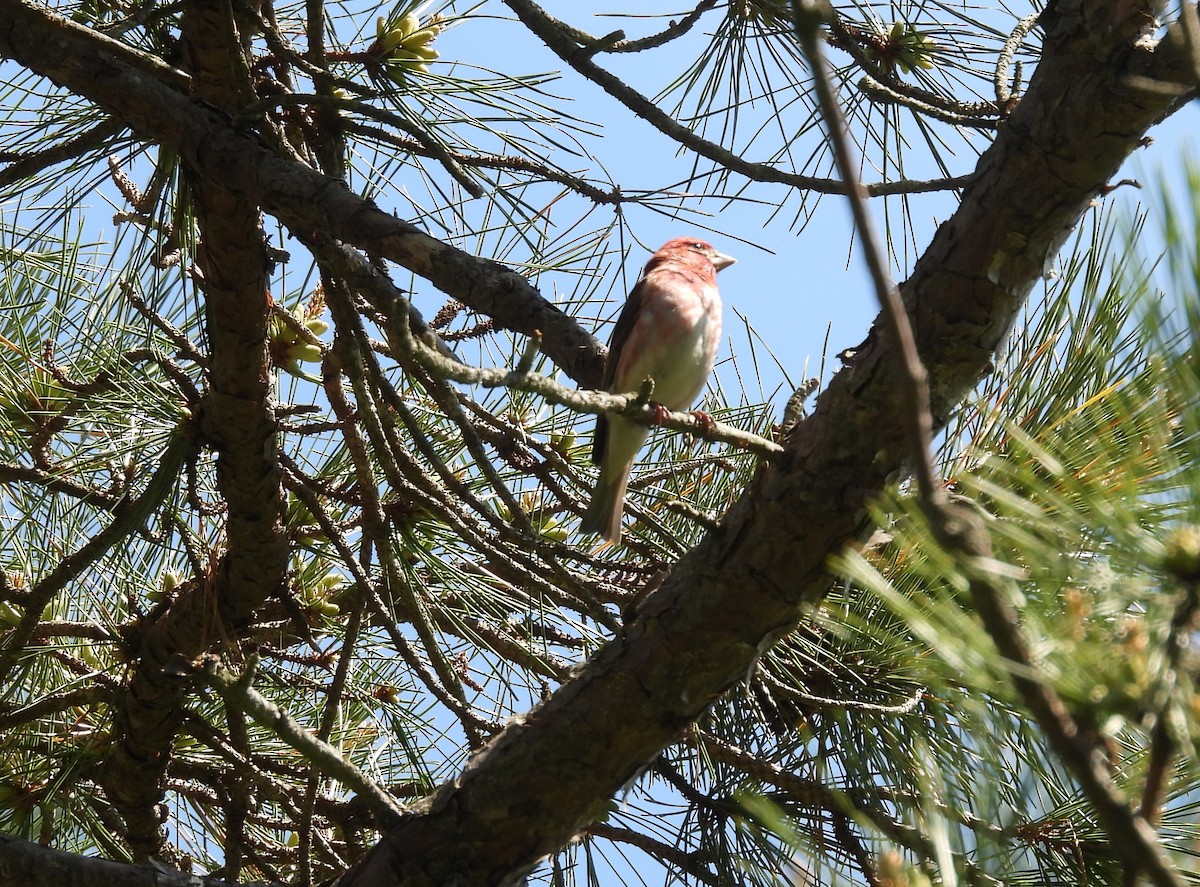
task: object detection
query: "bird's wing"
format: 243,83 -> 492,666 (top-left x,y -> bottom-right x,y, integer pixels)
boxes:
591,272 -> 650,465
601,274 -> 648,393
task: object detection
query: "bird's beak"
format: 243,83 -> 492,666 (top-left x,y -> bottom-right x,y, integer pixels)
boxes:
710,249 -> 736,271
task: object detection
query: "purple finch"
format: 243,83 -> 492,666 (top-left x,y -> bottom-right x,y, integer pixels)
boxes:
580,237 -> 735,542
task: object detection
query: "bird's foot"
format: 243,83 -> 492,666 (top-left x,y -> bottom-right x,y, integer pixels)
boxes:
689,409 -> 716,436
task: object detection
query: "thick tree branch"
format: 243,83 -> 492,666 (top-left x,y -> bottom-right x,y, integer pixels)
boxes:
330,1 -> 1194,883
0,0 -> 605,388
0,833 -> 282,887
100,0 -> 288,858
2,0 -> 1196,883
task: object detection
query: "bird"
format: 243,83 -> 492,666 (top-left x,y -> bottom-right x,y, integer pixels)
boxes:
580,237 -> 735,543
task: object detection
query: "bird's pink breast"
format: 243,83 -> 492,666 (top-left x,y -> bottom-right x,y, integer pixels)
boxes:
613,266 -> 722,411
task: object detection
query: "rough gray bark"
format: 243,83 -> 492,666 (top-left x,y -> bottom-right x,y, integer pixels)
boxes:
93,0 -> 289,859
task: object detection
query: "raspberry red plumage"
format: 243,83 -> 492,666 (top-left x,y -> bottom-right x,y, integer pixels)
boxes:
580,237 -> 734,542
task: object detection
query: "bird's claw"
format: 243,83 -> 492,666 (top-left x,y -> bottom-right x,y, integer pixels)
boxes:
689,410 -> 715,435
649,404 -> 715,434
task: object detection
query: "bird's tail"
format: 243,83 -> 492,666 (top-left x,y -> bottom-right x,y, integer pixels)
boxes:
580,463 -> 631,543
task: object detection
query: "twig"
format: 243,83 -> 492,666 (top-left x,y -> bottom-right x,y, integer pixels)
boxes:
382,289 -> 784,461
0,686 -> 110,729
791,0 -> 939,504
857,75 -> 998,129
319,320 -> 487,749
793,4 -> 1185,883
0,461 -> 119,509
832,811 -> 881,887
503,0 -> 972,198
0,428 -> 191,682
343,121 -> 623,205
234,94 -> 483,198
196,655 -> 406,829
756,664 -> 924,714
584,822 -> 721,885
825,13 -> 1000,124
692,729 -> 1004,884
0,117 -> 125,188
312,237 -> 609,619
958,520 -> 1185,887
1138,535 -> 1200,830
995,14 -> 1040,108
124,282 -> 209,366
585,0 -> 721,55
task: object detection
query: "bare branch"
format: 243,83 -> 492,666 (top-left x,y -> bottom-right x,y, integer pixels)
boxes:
503,0 -> 973,198
196,655 -> 407,828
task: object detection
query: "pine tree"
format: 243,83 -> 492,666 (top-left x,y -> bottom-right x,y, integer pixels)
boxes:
0,1 -> 1196,885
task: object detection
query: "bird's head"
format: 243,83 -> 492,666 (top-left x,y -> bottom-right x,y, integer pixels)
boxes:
656,237 -> 737,272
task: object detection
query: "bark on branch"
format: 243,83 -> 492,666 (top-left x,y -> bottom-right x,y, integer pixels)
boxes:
94,0 -> 291,859
331,1 -> 1193,883
0,0 -> 604,388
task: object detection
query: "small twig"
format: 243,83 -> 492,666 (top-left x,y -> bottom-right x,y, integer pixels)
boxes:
0,686 -> 110,729
343,121 -> 623,206
995,13 -> 1040,108
1098,178 -> 1142,196
796,4 -> 1185,883
384,289 -> 784,461
515,331 -> 541,374
826,13 -> 999,123
234,94 -> 483,198
791,0 -> 939,503
756,664 -> 924,714
858,75 -> 998,129
661,499 -> 721,532
196,655 -> 406,829
123,348 -> 203,406
1139,534 -> 1200,829
0,461 -> 119,509
832,811 -> 882,887
584,822 -> 721,886
321,296 -> 489,748
959,519 -> 1185,887
589,0 -> 721,55
0,118 -> 125,189
503,0 -> 972,198
124,282 -> 209,367
0,428 -> 191,682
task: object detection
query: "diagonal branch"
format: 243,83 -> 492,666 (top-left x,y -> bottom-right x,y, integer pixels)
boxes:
2,0 -> 1196,883
329,0 -> 1195,883
503,0 -> 973,197
0,0 -> 605,387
